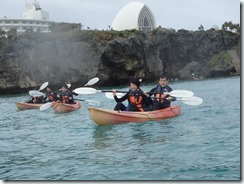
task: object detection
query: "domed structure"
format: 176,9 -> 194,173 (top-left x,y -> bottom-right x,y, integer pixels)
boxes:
111,1 -> 156,32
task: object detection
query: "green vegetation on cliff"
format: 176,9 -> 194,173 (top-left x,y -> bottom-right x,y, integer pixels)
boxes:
207,51 -> 231,68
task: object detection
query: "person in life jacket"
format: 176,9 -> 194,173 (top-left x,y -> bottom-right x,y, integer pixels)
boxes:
146,74 -> 176,110
27,96 -> 44,104
112,78 -> 152,112
44,87 -> 57,102
57,85 -> 76,104
26,87 -> 44,103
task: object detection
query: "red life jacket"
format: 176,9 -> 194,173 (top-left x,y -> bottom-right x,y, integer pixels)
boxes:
33,96 -> 42,103
155,85 -> 170,103
128,93 -> 144,112
156,93 -> 167,103
62,95 -> 69,104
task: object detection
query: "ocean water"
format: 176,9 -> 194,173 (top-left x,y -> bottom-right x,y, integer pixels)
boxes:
0,77 -> 240,180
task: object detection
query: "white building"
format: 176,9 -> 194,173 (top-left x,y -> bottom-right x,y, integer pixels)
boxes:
0,1 -> 51,34
111,1 -> 156,32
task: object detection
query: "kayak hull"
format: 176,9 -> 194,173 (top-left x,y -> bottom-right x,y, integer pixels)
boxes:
88,105 -> 181,125
53,102 -> 81,113
16,102 -> 43,110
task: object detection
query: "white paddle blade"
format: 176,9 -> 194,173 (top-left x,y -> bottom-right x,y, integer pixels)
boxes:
85,100 -> 100,106
67,83 -> 71,88
105,92 -> 124,99
73,87 -> 97,94
167,90 -> 194,98
85,77 -> 99,86
39,82 -> 49,91
181,96 -> 203,106
29,90 -> 45,97
40,102 -> 53,111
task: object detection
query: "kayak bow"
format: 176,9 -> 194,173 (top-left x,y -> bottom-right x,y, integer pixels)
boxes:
53,102 -> 81,113
16,102 -> 43,110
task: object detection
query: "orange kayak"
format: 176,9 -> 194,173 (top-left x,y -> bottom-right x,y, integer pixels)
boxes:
16,102 -> 43,110
88,105 -> 181,125
53,102 -> 81,113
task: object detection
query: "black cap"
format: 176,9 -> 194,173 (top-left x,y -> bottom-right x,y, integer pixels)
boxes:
130,78 -> 140,88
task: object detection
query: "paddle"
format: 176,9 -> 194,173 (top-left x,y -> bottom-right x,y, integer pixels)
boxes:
85,77 -> 99,86
174,96 -> 203,106
151,95 -> 203,106
105,91 -> 202,105
75,99 -> 100,105
74,87 -> 194,98
29,90 -> 45,97
40,102 -> 53,111
61,77 -> 99,90
105,92 -> 126,99
67,83 -> 71,89
27,82 -> 48,98
38,82 -> 49,91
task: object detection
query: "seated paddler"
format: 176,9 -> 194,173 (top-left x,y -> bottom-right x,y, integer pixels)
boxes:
57,85 -> 76,104
112,78 -> 152,112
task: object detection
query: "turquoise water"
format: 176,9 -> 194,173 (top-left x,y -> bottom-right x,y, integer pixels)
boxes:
0,77 -> 240,180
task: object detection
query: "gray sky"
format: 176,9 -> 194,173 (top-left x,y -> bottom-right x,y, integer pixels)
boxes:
0,0 -> 240,31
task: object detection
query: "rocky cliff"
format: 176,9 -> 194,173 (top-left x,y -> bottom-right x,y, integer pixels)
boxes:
0,28 -> 240,94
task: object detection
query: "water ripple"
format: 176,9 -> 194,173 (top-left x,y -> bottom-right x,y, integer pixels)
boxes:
0,77 -> 240,180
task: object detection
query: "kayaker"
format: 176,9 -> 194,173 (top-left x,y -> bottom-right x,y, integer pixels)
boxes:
26,96 -> 44,104
145,74 -> 176,110
112,78 -> 152,112
44,87 -> 57,102
57,85 -> 76,104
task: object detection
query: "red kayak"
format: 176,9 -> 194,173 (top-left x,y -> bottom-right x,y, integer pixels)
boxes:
16,102 -> 43,110
53,102 -> 81,113
88,105 -> 181,125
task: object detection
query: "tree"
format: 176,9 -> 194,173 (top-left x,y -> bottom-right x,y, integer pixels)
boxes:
0,30 -> 6,38
222,21 -> 240,33
7,28 -> 17,40
49,22 -> 82,32
198,25 -> 204,30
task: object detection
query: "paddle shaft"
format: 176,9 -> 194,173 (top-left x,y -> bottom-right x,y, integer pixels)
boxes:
153,96 -> 200,101
99,90 -> 183,97
99,90 -> 171,95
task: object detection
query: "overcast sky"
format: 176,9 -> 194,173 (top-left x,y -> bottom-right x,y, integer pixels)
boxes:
0,0 -> 241,31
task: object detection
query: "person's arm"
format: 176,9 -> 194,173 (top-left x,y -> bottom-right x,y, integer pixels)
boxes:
113,92 -> 128,103
144,87 -> 156,97
165,86 -> 176,101
68,92 -> 74,101
166,95 -> 176,101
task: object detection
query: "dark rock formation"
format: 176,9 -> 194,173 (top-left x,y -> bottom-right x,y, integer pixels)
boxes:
0,28 -> 240,94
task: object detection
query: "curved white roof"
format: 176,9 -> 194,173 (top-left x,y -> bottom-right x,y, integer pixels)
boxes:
111,1 -> 155,31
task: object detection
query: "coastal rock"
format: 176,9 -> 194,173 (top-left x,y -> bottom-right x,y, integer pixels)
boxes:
0,28 -> 240,94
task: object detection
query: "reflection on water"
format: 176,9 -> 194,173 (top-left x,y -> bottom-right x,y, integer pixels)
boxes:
92,126 -> 114,149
